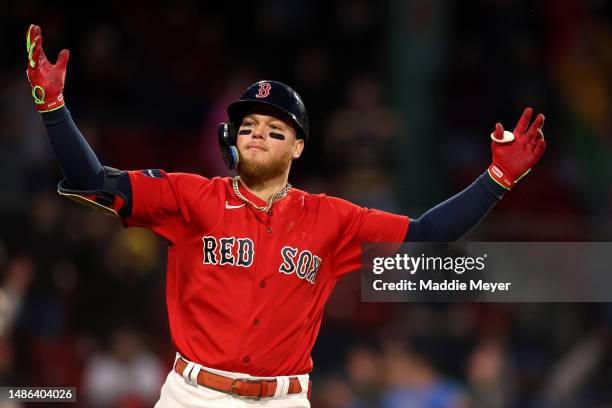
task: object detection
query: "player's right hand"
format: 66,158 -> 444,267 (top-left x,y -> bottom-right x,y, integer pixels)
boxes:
26,24 -> 69,113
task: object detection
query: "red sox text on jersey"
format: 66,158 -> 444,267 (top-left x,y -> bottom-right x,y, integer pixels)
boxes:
202,236 -> 322,284
119,170 -> 408,376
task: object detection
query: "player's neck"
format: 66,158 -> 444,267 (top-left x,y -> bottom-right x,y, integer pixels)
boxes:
238,172 -> 290,203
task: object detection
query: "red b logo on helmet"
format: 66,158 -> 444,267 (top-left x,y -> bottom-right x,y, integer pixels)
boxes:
255,82 -> 271,98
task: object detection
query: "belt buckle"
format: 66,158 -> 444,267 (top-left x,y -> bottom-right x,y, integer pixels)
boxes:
231,378 -> 265,400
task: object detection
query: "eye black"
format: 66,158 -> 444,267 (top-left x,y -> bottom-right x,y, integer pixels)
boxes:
269,132 -> 286,141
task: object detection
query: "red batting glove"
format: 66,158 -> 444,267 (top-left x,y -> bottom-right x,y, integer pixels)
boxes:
488,107 -> 547,190
26,24 -> 69,113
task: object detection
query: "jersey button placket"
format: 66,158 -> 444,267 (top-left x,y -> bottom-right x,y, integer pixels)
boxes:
253,318 -> 260,326
259,280 -> 266,288
243,356 -> 250,364
266,209 -> 273,233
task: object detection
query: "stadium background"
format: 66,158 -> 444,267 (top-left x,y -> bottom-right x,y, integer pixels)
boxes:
1,1 -> 611,407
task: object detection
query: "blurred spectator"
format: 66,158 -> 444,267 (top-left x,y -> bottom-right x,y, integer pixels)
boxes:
346,345 -> 383,405
314,374 -> 368,408
379,340 -> 468,408
0,256 -> 33,336
466,336 -> 516,408
83,328 -> 163,408
0,255 -> 33,388
535,332 -> 608,408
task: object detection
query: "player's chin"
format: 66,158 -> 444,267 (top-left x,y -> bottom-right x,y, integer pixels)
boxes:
238,154 -> 266,170
238,153 -> 290,180
240,153 -> 268,168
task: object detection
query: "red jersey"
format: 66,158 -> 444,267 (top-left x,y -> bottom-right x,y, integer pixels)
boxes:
122,170 -> 409,376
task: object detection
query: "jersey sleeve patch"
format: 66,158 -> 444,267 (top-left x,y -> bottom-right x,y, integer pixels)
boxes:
141,169 -> 163,178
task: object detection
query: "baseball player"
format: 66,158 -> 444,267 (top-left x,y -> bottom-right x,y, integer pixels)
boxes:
25,24 -> 545,407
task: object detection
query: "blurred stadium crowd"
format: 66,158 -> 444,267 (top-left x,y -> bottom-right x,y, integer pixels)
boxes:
1,0 -> 611,407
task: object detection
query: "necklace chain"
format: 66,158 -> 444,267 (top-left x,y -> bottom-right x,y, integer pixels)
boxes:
232,176 -> 292,213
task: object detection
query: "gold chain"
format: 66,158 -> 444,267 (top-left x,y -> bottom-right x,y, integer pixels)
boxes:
232,176 -> 291,213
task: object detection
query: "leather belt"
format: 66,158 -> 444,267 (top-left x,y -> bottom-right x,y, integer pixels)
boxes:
174,358 -> 303,400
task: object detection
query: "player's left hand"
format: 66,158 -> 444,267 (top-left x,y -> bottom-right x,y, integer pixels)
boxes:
488,107 -> 546,189
26,24 -> 69,113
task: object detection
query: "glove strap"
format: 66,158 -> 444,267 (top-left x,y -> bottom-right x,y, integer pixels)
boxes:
487,164 -> 532,190
488,164 -> 515,190
34,89 -> 65,113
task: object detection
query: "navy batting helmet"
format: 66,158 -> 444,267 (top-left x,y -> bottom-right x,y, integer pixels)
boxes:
218,80 -> 309,170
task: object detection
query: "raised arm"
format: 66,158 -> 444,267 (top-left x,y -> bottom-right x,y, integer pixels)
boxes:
406,108 -> 546,242
26,24 -> 131,216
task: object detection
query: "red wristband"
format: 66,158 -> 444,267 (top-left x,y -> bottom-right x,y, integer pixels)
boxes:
487,163 -> 514,190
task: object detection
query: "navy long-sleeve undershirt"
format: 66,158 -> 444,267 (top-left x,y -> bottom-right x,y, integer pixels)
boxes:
40,106 -> 507,241
42,106 -> 104,189
404,174 -> 506,242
